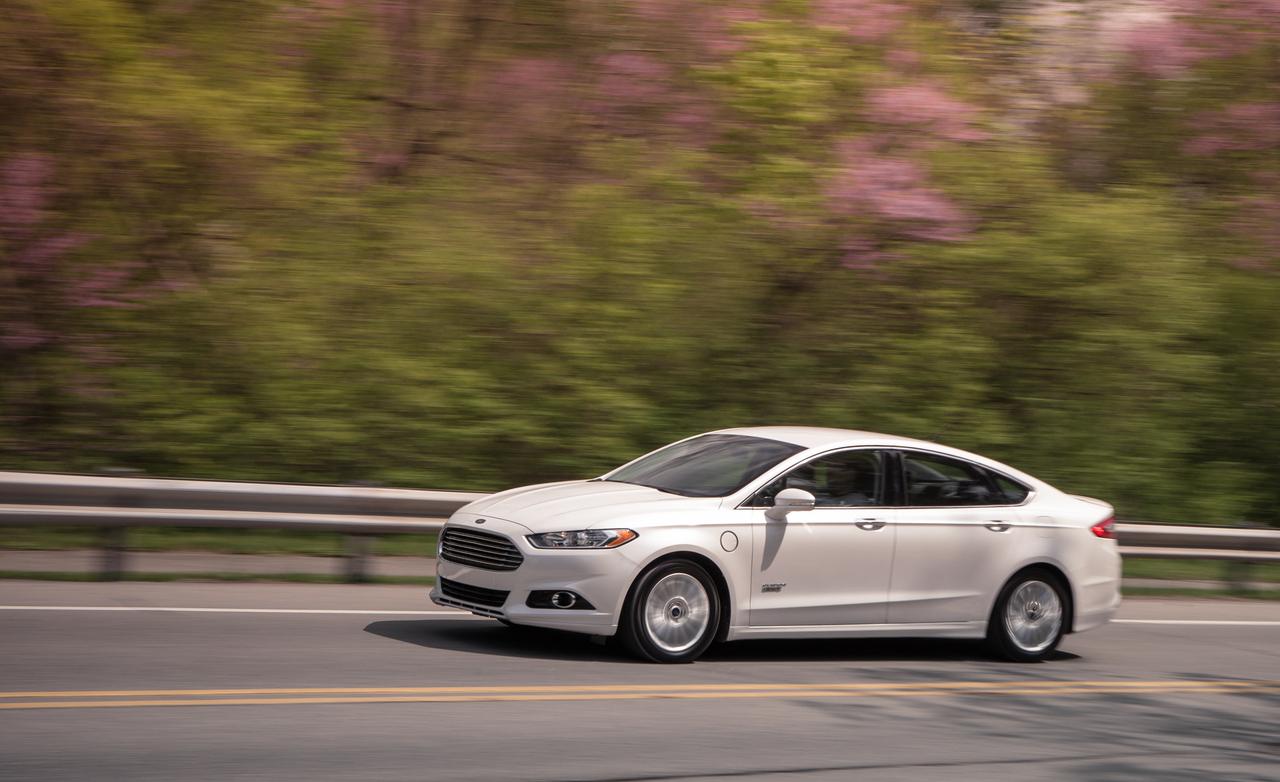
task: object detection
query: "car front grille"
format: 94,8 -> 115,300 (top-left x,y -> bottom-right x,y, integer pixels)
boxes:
438,577 -> 510,608
440,527 -> 524,571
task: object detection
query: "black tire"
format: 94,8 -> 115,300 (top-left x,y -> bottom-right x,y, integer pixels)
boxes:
986,567 -> 1069,662
619,558 -> 721,663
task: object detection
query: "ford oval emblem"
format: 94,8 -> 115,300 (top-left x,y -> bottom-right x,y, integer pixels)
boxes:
475,518 -> 486,524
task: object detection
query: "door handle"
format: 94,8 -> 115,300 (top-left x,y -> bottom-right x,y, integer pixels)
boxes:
856,520 -> 886,531
984,522 -> 1010,532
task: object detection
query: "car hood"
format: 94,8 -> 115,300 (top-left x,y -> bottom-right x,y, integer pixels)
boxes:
457,480 -> 718,533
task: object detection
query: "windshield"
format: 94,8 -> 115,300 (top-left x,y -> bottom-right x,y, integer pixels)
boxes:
604,434 -> 804,497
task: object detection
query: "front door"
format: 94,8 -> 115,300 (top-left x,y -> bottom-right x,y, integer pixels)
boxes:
747,449 -> 896,627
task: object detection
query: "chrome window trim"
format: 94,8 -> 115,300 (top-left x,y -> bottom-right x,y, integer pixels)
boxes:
734,445 -> 1037,510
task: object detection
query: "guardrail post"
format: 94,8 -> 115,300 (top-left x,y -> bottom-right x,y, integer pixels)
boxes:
99,527 -> 128,581
1224,559 -> 1255,592
96,467 -> 143,581
343,535 -> 373,583
1224,520 -> 1262,592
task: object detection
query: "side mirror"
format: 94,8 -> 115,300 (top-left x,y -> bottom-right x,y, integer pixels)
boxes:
766,488 -> 816,520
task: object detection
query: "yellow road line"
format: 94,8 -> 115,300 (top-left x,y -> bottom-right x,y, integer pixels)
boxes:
0,681 -> 1275,711
1,679 -> 1273,699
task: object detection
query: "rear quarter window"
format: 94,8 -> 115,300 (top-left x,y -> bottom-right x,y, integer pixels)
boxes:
990,473 -> 1030,504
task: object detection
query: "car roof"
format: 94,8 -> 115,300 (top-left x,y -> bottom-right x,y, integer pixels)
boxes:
710,426 -> 1048,489
712,426 -> 940,450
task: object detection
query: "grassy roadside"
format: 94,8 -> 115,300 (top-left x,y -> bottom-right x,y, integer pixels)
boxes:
1121,558 -> 1280,583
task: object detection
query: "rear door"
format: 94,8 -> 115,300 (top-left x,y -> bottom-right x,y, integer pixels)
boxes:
887,450 -> 1031,624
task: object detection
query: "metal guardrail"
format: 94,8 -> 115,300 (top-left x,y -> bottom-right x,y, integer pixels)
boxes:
0,471 -> 1276,583
0,470 -> 483,518
0,470 -> 478,581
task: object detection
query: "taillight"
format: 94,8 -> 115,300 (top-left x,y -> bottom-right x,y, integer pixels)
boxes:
1090,516 -> 1116,539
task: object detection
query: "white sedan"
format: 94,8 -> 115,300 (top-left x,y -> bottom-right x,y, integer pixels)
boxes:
430,427 -> 1121,662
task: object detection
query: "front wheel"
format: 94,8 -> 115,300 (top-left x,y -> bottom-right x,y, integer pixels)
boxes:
987,569 -> 1067,662
619,559 -> 720,663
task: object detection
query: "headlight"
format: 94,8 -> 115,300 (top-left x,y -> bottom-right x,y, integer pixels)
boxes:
526,529 -> 638,549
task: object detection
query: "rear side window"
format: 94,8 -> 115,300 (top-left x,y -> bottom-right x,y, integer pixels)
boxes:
902,451 -> 1006,506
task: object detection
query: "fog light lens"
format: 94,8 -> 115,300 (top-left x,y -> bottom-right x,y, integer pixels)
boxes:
526,590 -> 595,610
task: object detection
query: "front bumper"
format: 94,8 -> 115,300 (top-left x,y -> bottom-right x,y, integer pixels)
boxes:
429,515 -> 636,636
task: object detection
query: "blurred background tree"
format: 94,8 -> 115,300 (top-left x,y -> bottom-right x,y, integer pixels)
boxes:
1,0 -> 1276,525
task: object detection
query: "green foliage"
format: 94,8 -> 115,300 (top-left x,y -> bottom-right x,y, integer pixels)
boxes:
1,0 -> 1278,526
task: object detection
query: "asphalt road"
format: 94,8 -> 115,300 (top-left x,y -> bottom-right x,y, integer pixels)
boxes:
1,581 -> 1277,781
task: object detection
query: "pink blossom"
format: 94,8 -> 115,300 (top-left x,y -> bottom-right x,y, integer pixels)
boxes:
67,263 -> 144,309
626,1 -> 761,57
812,0 -> 905,43
68,342 -> 120,367
375,0 -> 413,27
596,52 -> 673,106
587,53 -> 677,131
864,82 -> 987,142
1185,0 -> 1280,42
663,100 -> 718,148
478,57 -> 573,118
626,0 -> 678,22
0,153 -> 53,232
470,57 -> 574,147
826,139 -> 971,243
1117,19 -> 1205,78
698,6 -> 764,57
884,47 -> 921,71
1108,0 -> 1280,77
9,233 -> 87,274
838,236 -> 896,269
494,57 -> 573,99
371,148 -> 409,174
0,323 -> 51,351
1185,102 -> 1280,156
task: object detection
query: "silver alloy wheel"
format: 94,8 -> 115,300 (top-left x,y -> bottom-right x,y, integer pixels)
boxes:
1004,579 -> 1063,653
642,572 -> 712,654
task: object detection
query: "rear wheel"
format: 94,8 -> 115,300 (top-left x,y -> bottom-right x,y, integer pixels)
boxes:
619,559 -> 720,663
987,568 -> 1067,662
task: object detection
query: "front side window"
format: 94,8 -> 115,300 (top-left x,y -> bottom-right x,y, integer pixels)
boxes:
902,451 -> 1019,506
604,434 -> 804,498
750,450 -> 884,508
